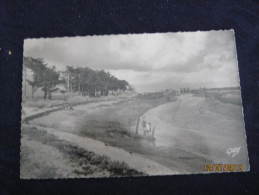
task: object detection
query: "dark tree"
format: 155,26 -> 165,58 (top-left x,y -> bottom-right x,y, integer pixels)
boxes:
23,57 -> 62,100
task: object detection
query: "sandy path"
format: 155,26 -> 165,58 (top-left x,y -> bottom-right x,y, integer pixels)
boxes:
38,126 -> 178,176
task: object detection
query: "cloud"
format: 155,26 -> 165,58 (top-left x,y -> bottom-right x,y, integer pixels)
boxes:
24,32 -> 207,72
24,30 -> 240,92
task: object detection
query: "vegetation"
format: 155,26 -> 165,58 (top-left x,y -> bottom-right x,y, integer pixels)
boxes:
23,57 -> 62,99
23,56 -> 132,99
22,125 -> 144,177
65,66 -> 132,97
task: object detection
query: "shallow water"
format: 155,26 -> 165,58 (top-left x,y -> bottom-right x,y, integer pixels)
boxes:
140,94 -> 249,169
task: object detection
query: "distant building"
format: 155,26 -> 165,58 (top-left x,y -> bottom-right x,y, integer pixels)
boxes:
22,66 -> 34,99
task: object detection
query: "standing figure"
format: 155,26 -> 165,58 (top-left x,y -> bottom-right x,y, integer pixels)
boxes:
143,121 -> 151,136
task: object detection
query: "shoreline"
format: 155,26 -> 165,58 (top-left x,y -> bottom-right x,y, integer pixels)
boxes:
21,95 -> 178,178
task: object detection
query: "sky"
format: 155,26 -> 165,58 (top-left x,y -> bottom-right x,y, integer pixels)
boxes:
24,30 -> 241,92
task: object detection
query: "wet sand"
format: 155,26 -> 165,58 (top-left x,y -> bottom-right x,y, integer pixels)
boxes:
142,94 -> 249,169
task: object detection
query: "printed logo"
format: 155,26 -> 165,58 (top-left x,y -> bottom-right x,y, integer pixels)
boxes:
226,146 -> 241,158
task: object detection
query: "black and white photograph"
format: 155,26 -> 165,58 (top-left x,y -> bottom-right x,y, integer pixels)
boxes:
20,30 -> 249,179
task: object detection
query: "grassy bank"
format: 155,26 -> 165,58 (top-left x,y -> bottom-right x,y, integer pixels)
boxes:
21,125 -> 144,178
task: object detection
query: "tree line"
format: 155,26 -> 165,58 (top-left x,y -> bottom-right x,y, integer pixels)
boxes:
65,65 -> 132,97
23,57 -> 132,99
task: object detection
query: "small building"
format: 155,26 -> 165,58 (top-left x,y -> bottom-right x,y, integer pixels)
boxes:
22,66 -> 34,99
